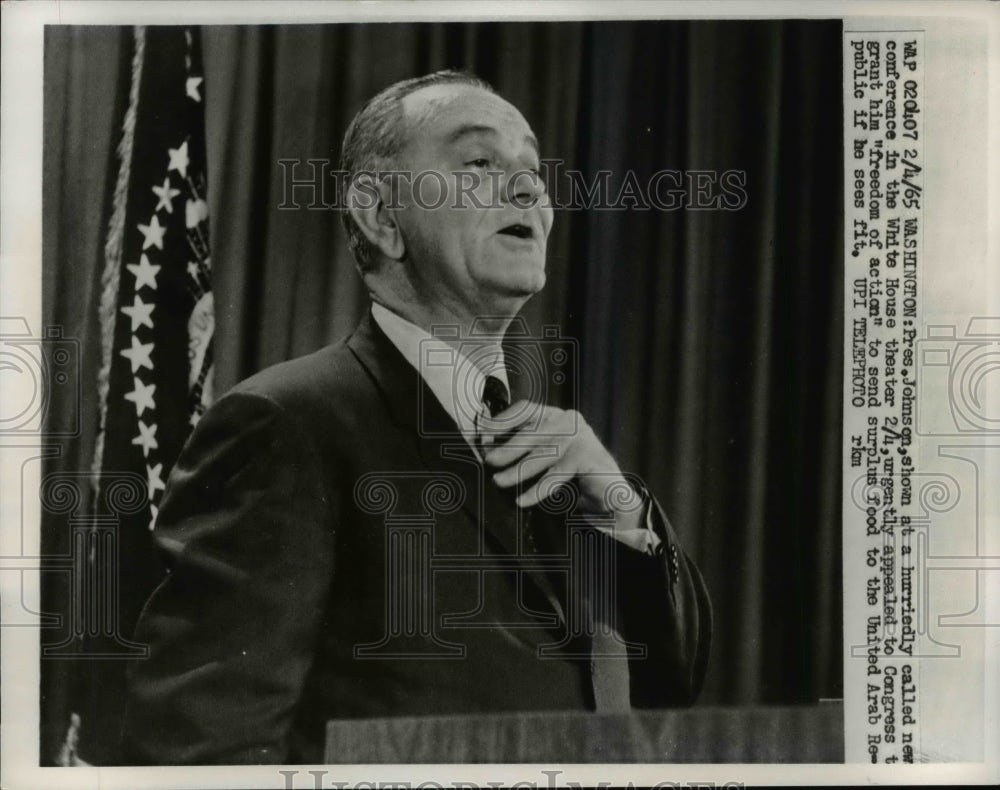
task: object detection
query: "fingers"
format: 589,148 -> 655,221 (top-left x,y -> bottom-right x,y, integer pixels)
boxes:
480,399 -> 538,435
491,444 -> 561,489
515,467 -> 575,509
481,402 -> 577,467
484,404 -> 624,512
483,430 -> 557,469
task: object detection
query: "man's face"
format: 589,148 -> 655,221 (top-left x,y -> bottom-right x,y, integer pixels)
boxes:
390,83 -> 554,318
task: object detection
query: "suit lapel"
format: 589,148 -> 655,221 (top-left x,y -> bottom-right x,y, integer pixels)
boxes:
346,311 -> 566,626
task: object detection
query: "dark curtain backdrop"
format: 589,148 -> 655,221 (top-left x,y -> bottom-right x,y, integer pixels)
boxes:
41,20 -> 843,763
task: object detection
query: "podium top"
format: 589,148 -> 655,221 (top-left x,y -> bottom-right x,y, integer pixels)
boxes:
325,704 -> 844,763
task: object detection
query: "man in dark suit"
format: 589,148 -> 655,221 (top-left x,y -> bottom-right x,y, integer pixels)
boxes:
123,70 -> 711,765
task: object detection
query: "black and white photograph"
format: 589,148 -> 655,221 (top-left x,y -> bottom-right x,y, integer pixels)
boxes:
1,1 -> 997,788
38,14 -> 843,767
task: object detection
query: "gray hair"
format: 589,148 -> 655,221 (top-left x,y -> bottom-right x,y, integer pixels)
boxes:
339,70 -> 496,273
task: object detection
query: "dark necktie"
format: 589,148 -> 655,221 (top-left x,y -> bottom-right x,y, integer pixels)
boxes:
480,372 -> 630,711
477,374 -> 510,454
481,374 -> 509,418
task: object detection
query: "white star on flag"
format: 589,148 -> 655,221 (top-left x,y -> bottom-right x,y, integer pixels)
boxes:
137,214 -> 166,250
152,177 -> 181,213
149,503 -> 159,531
126,254 -> 161,290
132,420 -> 159,457
121,294 -> 155,331
120,336 -> 154,373
146,462 -> 166,499
123,377 -> 156,416
167,140 -> 190,178
186,76 -> 203,102
187,261 -> 200,279
190,410 -> 203,428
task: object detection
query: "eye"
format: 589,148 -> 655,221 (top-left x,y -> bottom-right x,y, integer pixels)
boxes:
465,158 -> 491,169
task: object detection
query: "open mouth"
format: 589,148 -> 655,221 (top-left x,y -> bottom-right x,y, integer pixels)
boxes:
497,223 -> 534,240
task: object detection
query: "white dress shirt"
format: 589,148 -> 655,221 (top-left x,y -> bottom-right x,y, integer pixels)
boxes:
371,302 -> 506,453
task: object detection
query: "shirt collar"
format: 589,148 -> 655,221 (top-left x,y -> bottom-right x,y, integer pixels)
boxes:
371,303 -> 508,441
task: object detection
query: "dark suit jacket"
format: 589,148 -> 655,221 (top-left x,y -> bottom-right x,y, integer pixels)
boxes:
122,311 -> 711,764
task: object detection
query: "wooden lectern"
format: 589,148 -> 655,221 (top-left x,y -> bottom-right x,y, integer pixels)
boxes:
325,703 -> 843,763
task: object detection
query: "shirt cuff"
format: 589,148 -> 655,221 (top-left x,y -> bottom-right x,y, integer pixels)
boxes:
592,488 -> 662,555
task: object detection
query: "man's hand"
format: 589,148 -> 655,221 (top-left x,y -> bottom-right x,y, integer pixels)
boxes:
482,401 -> 641,517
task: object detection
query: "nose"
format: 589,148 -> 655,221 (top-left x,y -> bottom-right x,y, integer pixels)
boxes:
503,167 -> 546,210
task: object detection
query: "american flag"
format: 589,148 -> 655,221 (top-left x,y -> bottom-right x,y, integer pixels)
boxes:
54,25 -> 215,766
92,25 -> 215,528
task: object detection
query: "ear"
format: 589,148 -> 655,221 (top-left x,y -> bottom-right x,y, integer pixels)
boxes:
346,174 -> 406,261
